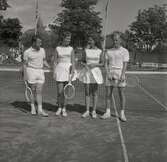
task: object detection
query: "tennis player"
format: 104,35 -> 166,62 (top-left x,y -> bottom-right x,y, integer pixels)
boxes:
78,36 -> 103,118
23,36 -> 50,116
101,31 -> 129,122
53,32 -> 76,117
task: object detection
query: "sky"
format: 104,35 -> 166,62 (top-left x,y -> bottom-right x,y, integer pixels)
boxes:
1,0 -> 167,34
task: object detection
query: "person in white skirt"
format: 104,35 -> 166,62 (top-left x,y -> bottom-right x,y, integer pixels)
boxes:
78,37 -> 103,118
53,33 -> 76,117
101,31 -> 129,122
23,36 -> 50,116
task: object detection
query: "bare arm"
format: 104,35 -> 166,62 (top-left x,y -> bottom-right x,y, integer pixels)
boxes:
52,48 -> 58,70
71,49 -> 75,74
43,59 -> 50,68
120,62 -> 128,81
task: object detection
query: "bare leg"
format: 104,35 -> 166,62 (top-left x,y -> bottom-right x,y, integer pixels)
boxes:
101,86 -> 114,119
92,84 -> 98,118
82,84 -> 90,118
118,87 -> 127,121
29,83 -> 36,115
36,83 -> 48,116
56,82 -> 65,116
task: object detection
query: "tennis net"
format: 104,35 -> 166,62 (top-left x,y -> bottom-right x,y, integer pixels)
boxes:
0,67 -> 167,113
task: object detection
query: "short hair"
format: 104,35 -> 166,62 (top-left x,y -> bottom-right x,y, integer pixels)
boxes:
31,35 -> 41,44
112,31 -> 122,38
63,31 -> 71,39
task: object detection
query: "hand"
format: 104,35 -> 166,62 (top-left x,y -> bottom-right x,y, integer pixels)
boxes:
120,74 -> 125,82
87,64 -> 96,69
107,72 -> 113,80
47,64 -> 51,69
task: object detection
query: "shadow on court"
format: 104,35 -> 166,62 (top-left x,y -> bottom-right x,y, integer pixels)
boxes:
1,71 -> 167,162
11,101 -> 104,116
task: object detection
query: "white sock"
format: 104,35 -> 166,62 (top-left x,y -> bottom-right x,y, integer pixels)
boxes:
62,107 -> 66,111
31,104 -> 35,111
38,105 -> 42,112
106,108 -> 111,114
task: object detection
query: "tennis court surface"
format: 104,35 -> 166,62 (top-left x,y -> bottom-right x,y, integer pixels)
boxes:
0,69 -> 167,162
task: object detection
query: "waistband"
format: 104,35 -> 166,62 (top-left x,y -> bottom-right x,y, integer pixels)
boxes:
27,66 -> 43,70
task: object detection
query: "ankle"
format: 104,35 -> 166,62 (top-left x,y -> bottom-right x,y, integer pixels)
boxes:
38,105 -> 43,112
106,108 -> 111,114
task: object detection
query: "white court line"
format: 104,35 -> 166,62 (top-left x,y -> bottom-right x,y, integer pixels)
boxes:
112,94 -> 129,162
138,84 -> 167,111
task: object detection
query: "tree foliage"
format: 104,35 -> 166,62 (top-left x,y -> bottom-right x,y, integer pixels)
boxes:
0,17 -> 22,47
55,0 -> 102,47
21,28 -> 58,49
0,0 -> 10,10
129,4 -> 167,52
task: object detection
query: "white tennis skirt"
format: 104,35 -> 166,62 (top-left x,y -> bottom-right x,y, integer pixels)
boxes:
53,62 -> 77,82
78,67 -> 103,84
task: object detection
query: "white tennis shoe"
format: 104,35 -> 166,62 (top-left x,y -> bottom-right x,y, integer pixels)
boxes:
92,110 -> 97,119
62,108 -> 67,117
82,111 -> 89,118
100,112 -> 111,119
38,110 -> 48,117
120,110 -> 127,122
56,108 -> 62,116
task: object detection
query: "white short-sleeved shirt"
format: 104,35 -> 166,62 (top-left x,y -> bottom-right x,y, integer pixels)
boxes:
23,47 -> 46,69
106,46 -> 129,69
56,46 -> 73,63
85,48 -> 102,64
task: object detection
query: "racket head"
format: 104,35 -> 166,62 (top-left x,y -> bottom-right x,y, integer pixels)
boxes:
126,75 -> 140,87
24,81 -> 33,102
64,83 -> 75,99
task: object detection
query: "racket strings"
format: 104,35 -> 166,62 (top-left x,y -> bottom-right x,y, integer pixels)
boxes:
64,84 -> 75,99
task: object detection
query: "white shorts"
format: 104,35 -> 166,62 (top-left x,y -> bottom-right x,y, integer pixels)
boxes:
105,69 -> 126,87
25,67 -> 45,84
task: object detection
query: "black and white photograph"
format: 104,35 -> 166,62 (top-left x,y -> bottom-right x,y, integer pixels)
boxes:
0,0 -> 167,162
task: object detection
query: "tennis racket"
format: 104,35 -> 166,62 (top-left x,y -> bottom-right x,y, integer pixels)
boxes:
64,66 -> 75,99
24,80 -> 33,103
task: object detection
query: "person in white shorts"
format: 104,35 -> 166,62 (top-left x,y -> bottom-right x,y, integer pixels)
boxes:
101,31 -> 129,122
23,36 -> 50,116
53,32 -> 76,117
78,36 -> 103,118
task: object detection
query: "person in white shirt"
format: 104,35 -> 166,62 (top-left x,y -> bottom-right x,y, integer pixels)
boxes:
79,36 -> 103,118
101,32 -> 129,122
23,36 -> 50,116
53,33 -> 76,117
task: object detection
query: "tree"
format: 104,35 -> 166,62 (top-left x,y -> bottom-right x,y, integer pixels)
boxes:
0,18 -> 22,47
129,4 -> 167,52
54,0 -> 102,47
21,28 -> 58,49
0,0 -> 10,10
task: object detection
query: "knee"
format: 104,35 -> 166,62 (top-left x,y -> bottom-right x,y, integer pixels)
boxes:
57,83 -> 64,95
36,87 -> 42,94
85,85 -> 90,96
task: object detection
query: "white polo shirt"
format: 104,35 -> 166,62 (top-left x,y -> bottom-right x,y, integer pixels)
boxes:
23,47 -> 46,69
106,46 -> 129,69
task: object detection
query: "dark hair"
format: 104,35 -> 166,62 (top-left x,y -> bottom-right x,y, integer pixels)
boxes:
111,31 -> 122,39
86,35 -> 102,49
31,35 -> 41,44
